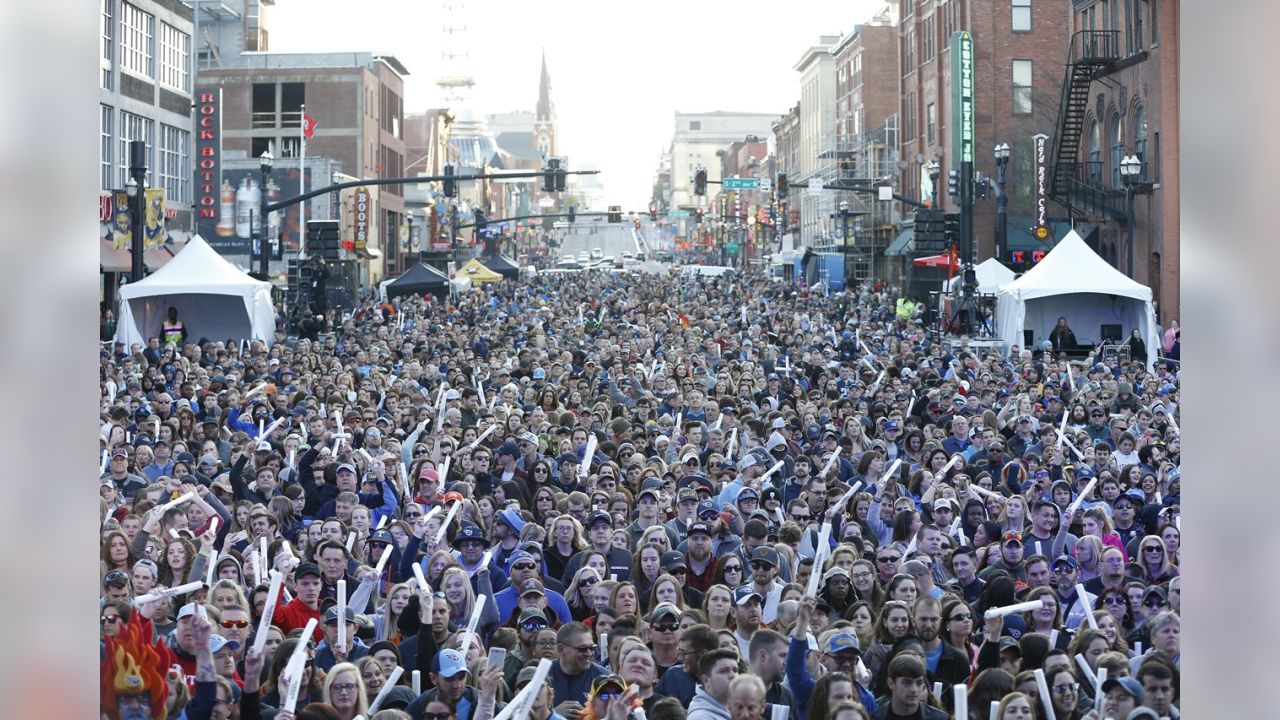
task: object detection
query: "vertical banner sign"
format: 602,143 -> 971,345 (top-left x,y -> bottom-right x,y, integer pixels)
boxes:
194,88 -> 222,245
1033,133 -> 1050,241
949,32 -> 975,172
144,188 -> 166,249
353,187 -> 371,252
111,191 -> 132,250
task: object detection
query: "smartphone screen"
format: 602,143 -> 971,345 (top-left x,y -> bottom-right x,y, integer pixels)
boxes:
487,647 -> 506,668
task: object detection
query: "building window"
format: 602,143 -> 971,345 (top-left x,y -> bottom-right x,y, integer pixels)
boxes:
1012,60 -> 1033,115
922,15 -> 935,63
1133,105 -> 1148,179
252,83 -> 276,128
1111,0 -> 1120,34
281,82 -> 305,128
1135,0 -> 1145,50
926,102 -> 936,143
689,121 -> 701,131
159,125 -> 189,203
158,22 -> 189,91
102,0 -> 114,89
118,110 -> 154,188
119,2 -> 153,79
1087,120 -> 1102,184
1013,0 -> 1032,31
1125,0 -> 1135,54
101,105 -> 114,191
902,30 -> 916,73
944,0 -> 957,37
852,53 -> 862,87
1110,113 -> 1124,188
1150,0 -> 1158,45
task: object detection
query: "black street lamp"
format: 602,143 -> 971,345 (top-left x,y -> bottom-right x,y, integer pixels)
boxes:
126,140 -> 148,283
993,143 -> 1011,260
406,211 -> 416,260
1119,154 -> 1152,278
257,149 -> 274,279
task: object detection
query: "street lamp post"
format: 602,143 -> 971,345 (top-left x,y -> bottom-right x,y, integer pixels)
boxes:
993,143 -> 1011,261
126,140 -> 148,283
1119,154 -> 1150,278
406,211 -> 416,261
257,150 -> 274,279
926,161 -> 941,209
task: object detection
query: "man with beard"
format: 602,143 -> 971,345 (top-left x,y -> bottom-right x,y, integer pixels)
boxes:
654,623 -> 718,705
561,510 -> 632,584
911,596 -> 970,687
683,521 -> 719,592
730,585 -> 763,656
747,629 -> 793,710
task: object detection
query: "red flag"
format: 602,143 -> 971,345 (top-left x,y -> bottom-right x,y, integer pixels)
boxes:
302,113 -> 317,140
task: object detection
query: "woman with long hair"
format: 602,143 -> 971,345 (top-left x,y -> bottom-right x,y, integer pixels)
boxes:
101,531 -> 132,576
355,655 -> 388,700
648,574 -> 686,612
701,584 -> 733,631
208,579 -> 249,613
629,544 -> 664,610
440,565 -> 497,638
610,581 -> 640,617
1081,506 -> 1127,562
1090,609 -> 1131,655
567,566 -> 602,622
545,515 -> 587,582
998,495 -> 1030,534
808,671 -> 855,720
885,574 -> 918,606
322,661 -> 369,720
374,582 -> 414,644
427,549 -> 459,588
994,691 -> 1036,720
1023,587 -> 1067,648
1137,535 -> 1179,583
844,601 -> 876,651
714,554 -> 746,589
941,596 -> 979,670
531,483 -> 557,522
849,559 -> 884,611
159,538 -> 196,587
1094,585 -> 1137,633
1045,666 -> 1085,720
262,637 -> 322,708
861,600 -> 911,679
1074,535 -> 1104,583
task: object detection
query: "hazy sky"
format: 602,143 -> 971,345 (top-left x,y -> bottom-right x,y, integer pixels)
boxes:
269,0 -> 885,207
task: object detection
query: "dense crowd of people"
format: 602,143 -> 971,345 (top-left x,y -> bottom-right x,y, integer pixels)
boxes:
99,264 -> 1181,720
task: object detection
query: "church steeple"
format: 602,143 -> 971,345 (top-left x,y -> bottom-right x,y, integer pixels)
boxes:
536,50 -> 554,123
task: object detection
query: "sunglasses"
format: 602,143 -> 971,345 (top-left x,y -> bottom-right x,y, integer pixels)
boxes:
220,619 -> 250,629
513,563 -> 537,571
579,577 -> 598,587
1103,596 -> 1126,605
723,564 -> 742,573
423,714 -> 453,720
1143,598 -> 1166,608
751,561 -> 774,571
1143,546 -> 1163,554
652,622 -> 680,632
877,556 -> 900,563
521,621 -> 549,631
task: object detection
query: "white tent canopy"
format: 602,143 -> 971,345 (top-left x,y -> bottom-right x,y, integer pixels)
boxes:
946,257 -> 1017,295
116,234 -> 276,347
995,230 -> 1158,369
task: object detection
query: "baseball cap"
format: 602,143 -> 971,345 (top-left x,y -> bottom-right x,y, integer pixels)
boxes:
455,523 -> 490,546
1052,554 -> 1079,570
1125,709 -> 1160,720
497,509 -> 527,533
368,529 -> 394,547
696,500 -> 719,519
1102,677 -> 1145,705
732,585 -> 763,605
294,562 -> 322,580
518,608 -> 550,626
736,486 -> 760,503
932,497 -> 958,513
824,631 -> 860,654
335,463 -> 357,475
586,510 -> 613,528
590,674 -> 627,695
323,606 -> 356,624
998,636 -> 1022,655
750,546 -> 780,568
661,551 -> 685,572
687,522 -> 713,537
209,634 -> 241,654
676,488 -> 699,504
103,570 -> 129,589
432,648 -> 470,678
649,602 -> 683,623
519,579 -> 546,597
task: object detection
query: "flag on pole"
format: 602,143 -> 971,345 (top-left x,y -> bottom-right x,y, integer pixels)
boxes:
302,113 -> 317,140
300,105 -> 313,257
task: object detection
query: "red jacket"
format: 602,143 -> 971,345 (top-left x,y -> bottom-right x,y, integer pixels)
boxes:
274,595 -> 323,642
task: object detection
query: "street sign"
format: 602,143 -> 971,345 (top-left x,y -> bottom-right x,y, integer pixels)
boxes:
808,182 -> 826,196
722,177 -> 759,190
759,178 -> 772,193
668,209 -> 690,218
726,242 -> 740,253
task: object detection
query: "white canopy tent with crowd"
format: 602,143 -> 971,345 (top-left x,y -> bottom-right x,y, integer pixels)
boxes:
115,234 -> 276,348
946,257 -> 1017,295
995,229 -> 1159,369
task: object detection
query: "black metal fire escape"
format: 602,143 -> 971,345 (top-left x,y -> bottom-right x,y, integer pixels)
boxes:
1049,31 -> 1127,220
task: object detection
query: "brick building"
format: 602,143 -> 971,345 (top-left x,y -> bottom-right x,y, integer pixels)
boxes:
898,0 -> 1073,263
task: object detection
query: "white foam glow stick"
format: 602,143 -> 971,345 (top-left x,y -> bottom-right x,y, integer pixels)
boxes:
936,449 -> 961,477
249,549 -> 262,585
881,459 -> 903,487
134,581 -> 205,604
833,481 -> 862,515
252,570 -> 284,655
1075,653 -> 1098,689
904,535 -> 918,558
989,700 -> 1000,720
467,424 -> 497,450
1049,629 -> 1059,648
771,704 -> 788,720
759,459 -> 786,482
805,522 -> 832,597
376,515 -> 388,530
953,683 -> 967,720
288,448 -> 296,469
158,491 -> 197,514
282,618 -> 318,712
1056,410 -> 1069,450
359,448 -> 375,466
346,531 -> 357,552
675,412 -> 683,429
475,375 -> 485,406
726,428 -> 738,460
1034,668 -> 1056,720
258,418 -> 265,438
204,551 -> 216,588
100,449 -> 109,474
169,528 -> 181,539
374,541 -> 394,578
260,536 -> 269,571
1075,584 -> 1098,629
1067,477 -> 1099,515
1093,667 -> 1107,714
439,456 -> 452,485
208,517 -> 219,537
366,665 -> 404,714
949,515 -> 963,538
1054,428 -> 1086,460
741,306 -> 748,325
983,599 -> 1044,619
412,669 -> 422,695
579,433 -> 598,478
435,501 -> 460,544
337,579 -> 348,650
970,483 -> 1003,501
1067,364 -> 1077,392
412,561 -> 429,593
713,415 -> 722,430
820,448 -> 844,478
457,594 -> 486,656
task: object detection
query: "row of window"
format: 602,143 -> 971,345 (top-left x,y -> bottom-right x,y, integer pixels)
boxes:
1086,106 -> 1156,187
100,104 -> 190,203
102,0 -> 189,92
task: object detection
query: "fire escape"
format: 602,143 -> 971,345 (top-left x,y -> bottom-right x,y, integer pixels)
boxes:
1049,31 -> 1126,221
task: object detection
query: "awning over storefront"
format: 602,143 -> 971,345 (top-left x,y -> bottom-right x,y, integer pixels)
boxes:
885,227 -> 914,256
100,239 -> 180,273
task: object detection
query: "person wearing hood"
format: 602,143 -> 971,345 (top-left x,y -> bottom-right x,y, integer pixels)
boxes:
686,648 -> 739,720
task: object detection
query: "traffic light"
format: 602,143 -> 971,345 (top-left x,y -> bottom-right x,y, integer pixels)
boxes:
608,206 -> 621,223
567,206 -> 576,223
473,208 -> 486,229
543,158 -> 560,193
777,172 -> 788,199
947,170 -> 959,200
944,213 -> 960,243
695,208 -> 704,225
650,205 -> 658,221
634,218 -> 641,229
555,164 -> 567,192
443,164 -> 457,198
694,168 -> 707,196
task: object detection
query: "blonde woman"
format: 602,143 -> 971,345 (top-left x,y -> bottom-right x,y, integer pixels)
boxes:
441,565 -> 498,637
998,495 -> 1030,534
322,661 -> 369,720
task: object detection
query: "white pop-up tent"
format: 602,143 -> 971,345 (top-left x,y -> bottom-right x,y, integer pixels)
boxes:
995,230 -> 1158,369
946,257 -> 1017,295
116,234 -> 276,347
